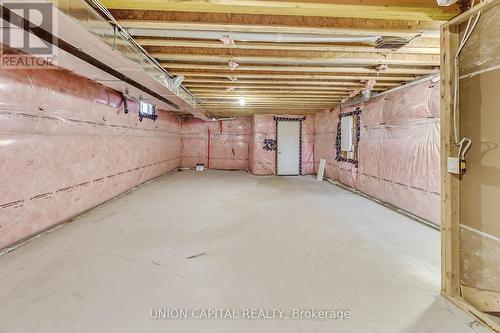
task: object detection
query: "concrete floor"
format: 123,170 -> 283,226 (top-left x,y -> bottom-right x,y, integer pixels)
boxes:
0,170 -> 490,333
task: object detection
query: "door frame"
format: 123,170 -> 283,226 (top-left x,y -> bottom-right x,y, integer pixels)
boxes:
274,116 -> 306,176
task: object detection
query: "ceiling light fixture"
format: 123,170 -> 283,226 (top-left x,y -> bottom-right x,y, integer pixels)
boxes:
239,97 -> 246,106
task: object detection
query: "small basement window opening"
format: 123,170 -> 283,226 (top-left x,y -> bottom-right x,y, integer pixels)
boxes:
336,108 -> 361,165
139,100 -> 158,121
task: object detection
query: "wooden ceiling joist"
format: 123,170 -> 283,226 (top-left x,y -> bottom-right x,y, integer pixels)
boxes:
162,63 -> 439,75
136,39 -> 439,55
197,93 -> 348,97
149,47 -> 439,62
102,0 -> 458,21
170,72 -> 415,81
184,78 -> 399,86
153,54 -> 439,66
102,0 -> 450,116
109,10 -> 444,41
185,84 -> 383,91
119,20 -> 439,38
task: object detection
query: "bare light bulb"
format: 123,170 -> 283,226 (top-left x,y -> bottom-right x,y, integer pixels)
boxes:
239,97 -> 246,106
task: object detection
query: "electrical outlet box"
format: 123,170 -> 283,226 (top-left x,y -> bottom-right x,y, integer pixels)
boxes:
447,157 -> 465,175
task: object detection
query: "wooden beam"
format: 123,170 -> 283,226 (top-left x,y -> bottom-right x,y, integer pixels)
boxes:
121,20 -> 439,38
162,63 -> 439,75
462,285 -> 500,313
154,54 -> 439,66
197,94 -> 347,98
440,24 -> 461,299
193,89 -> 348,94
202,100 -> 340,103
136,39 -> 440,55
149,47 -> 440,65
203,104 -> 337,108
185,84 -> 382,91
443,294 -> 500,333
171,72 -> 414,81
101,0 -> 458,21
207,110 -> 326,116
194,94 -> 348,98
110,10 -> 444,40
184,78 -> 399,86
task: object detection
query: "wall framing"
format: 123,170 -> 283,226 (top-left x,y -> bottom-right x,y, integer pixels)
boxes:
440,1 -> 500,332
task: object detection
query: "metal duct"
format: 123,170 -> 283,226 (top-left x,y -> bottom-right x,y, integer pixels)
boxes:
126,28 -> 381,44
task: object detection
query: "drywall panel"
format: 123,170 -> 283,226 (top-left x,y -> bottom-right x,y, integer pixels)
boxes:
0,66 -> 181,249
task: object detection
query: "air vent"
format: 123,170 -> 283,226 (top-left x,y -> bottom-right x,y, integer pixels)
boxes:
375,36 -> 409,49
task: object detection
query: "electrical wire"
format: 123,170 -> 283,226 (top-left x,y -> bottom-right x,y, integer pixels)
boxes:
452,0 -> 482,161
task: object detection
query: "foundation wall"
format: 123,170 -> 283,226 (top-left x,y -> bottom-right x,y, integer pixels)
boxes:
0,66 -> 181,249
314,80 -> 441,224
180,117 -> 252,170
181,114 -> 315,175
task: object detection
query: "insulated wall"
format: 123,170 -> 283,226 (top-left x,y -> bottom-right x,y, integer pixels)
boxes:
250,114 -> 276,175
181,114 -> 314,175
250,114 -> 315,175
0,66 -> 181,249
180,118 -> 251,170
314,80 -> 441,224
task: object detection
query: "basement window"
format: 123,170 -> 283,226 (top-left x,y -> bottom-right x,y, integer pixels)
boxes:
336,108 -> 361,165
139,100 -> 158,121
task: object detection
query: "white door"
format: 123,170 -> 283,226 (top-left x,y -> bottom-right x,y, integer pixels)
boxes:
277,121 -> 300,175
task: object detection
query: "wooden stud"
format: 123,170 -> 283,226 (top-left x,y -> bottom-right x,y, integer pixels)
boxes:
440,22 -> 461,300
462,285 -> 500,313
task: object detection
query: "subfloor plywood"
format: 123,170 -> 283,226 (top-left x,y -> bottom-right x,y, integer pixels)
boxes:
0,170 -> 491,333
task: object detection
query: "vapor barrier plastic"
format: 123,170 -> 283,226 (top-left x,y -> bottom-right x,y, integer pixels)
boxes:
180,118 -> 251,170
314,80 -> 440,225
181,114 -> 314,175
0,67 -> 181,249
250,114 -> 276,175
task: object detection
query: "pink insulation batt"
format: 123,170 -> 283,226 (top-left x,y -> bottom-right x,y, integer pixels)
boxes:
181,117 -> 252,170
0,67 -> 181,249
181,114 -> 314,176
314,80 -> 441,224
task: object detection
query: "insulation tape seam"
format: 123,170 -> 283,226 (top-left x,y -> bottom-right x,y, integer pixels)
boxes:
0,111 -> 180,135
0,168 -> 180,257
325,178 -> 439,230
357,172 -> 440,196
0,157 -> 179,211
362,117 -> 439,130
